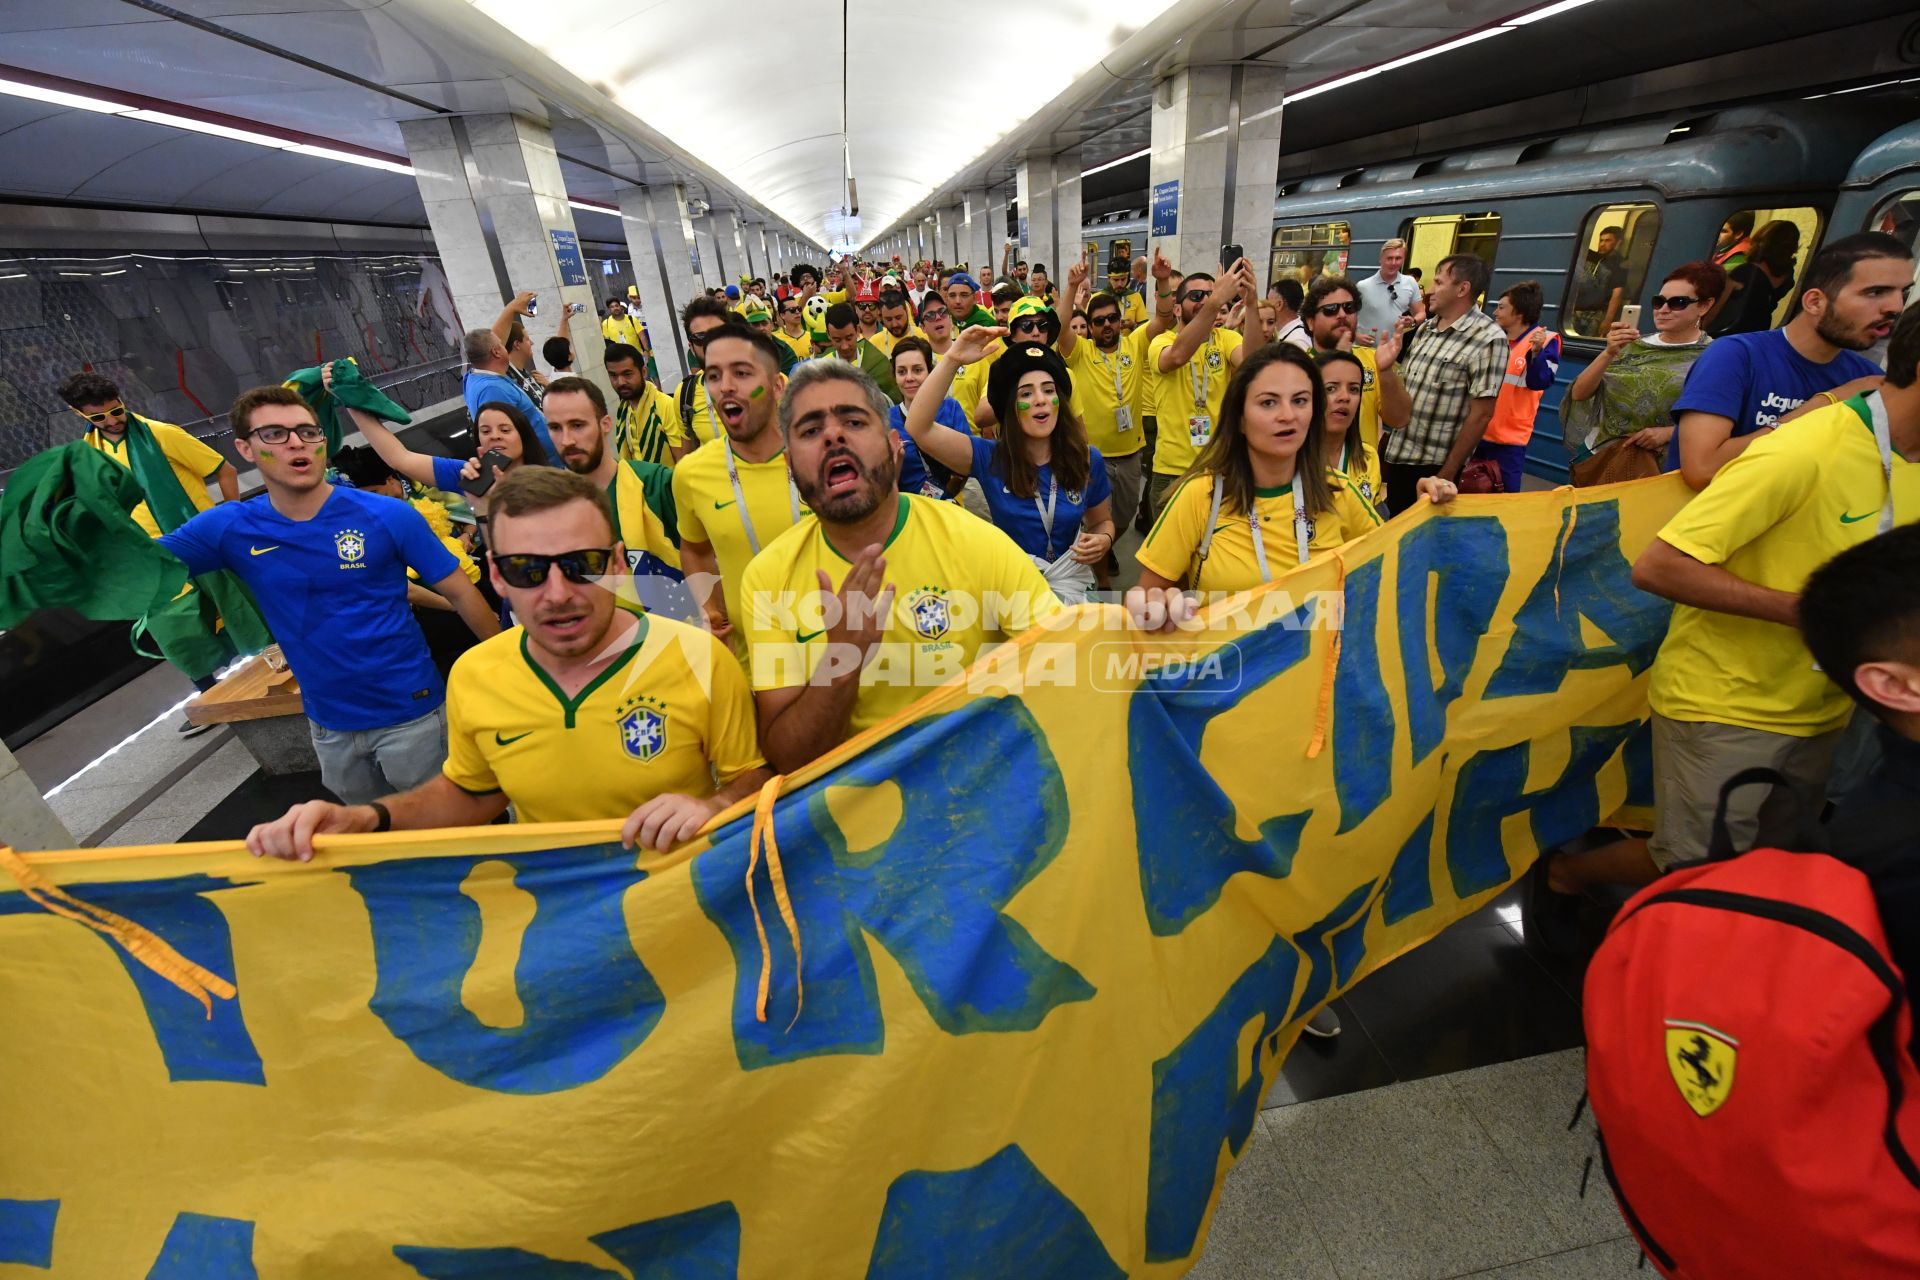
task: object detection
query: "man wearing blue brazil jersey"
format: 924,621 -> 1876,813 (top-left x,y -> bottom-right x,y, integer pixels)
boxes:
159,386 -> 499,803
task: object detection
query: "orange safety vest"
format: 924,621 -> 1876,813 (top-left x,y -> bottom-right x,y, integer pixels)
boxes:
1486,327 -> 1556,446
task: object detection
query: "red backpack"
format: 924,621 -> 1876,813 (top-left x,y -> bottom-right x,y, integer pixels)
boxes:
1584,769 -> 1920,1278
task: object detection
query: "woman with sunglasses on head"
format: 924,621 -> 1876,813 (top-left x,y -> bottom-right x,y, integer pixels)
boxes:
905,323 -> 1115,603
1562,260 -> 1725,486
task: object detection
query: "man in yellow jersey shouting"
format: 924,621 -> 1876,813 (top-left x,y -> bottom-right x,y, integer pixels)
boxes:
741,362 -> 1061,771
246,466 -> 767,858
673,324 -> 808,656
542,376 -> 690,619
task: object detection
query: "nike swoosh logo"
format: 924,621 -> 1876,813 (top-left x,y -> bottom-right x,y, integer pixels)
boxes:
1839,511 -> 1877,524
493,730 -> 532,746
714,499 -> 736,510
795,629 -> 824,643
249,545 -> 280,556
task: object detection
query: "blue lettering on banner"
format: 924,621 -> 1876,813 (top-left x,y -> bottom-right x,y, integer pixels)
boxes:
868,1146 -> 1124,1279
1145,937 -> 1299,1261
1380,814 -> 1438,925
1397,517 -> 1507,768
1287,882 -> 1377,1023
144,1213 -> 256,1279
1150,180 -> 1180,238
343,849 -> 660,1094
0,1198 -> 58,1268
0,874 -> 263,1085
1131,606 -> 1316,936
1447,723 -> 1641,898
1332,558 -> 1394,833
1486,500 -> 1668,699
395,1204 -> 740,1280
691,698 -> 1093,1070
550,229 -> 588,287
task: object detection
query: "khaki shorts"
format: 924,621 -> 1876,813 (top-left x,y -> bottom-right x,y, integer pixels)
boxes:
1105,450 -> 1145,534
1148,470 -> 1181,523
1647,713 -> 1842,870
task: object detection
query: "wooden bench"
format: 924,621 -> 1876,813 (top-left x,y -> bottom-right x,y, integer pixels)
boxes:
186,653 -> 318,775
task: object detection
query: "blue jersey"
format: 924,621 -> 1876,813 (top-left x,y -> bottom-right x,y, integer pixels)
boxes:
463,369 -> 557,462
888,397 -> 974,498
430,454 -> 465,493
1665,329 -> 1881,470
160,487 -> 461,731
967,435 -> 1111,561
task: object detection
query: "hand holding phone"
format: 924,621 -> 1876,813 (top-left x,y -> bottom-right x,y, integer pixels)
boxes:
524,293 -> 539,317
1618,303 -> 1642,331
1222,243 -> 1245,274
462,448 -> 512,498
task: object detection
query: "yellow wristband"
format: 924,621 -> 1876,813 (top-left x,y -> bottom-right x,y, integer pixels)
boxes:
1816,391 -> 1839,408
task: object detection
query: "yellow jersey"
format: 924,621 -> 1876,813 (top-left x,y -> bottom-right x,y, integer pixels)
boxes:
601,313 -> 647,353
866,326 -> 926,361
1120,290 -> 1149,328
441,614 -> 763,825
673,438 -> 809,656
739,494 -> 1062,737
1064,327 -> 1151,459
1650,399 -> 1917,736
773,328 -> 813,363
1147,328 -> 1244,475
615,385 -> 686,467
85,421 -> 224,538
1138,470 -> 1381,594
1329,435 -> 1384,510
675,372 -> 721,448
1348,344 -> 1385,460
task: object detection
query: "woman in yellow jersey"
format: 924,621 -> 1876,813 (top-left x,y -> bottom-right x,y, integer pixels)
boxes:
1316,348 -> 1386,510
1129,344 -> 1455,623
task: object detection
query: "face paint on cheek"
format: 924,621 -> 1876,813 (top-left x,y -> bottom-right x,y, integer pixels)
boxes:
749,386 -> 765,399
256,448 -> 276,460
1049,396 -> 1059,408
1017,400 -> 1032,411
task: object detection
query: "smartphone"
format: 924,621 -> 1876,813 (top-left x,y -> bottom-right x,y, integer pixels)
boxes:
463,448 -> 512,498
567,301 -> 588,317
524,293 -> 539,317
1222,243 -> 1245,273
1618,303 -> 1642,330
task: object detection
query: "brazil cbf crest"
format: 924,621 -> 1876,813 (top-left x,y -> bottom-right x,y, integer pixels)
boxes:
617,692 -> 668,763
334,528 -> 366,563
905,585 -> 951,641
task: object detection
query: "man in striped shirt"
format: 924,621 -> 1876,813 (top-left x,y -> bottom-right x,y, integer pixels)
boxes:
1380,253 -> 1509,514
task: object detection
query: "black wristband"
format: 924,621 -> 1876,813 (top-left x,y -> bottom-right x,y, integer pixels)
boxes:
367,801 -> 392,833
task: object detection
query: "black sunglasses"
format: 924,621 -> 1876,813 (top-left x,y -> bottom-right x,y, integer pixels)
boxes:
780,305 -> 802,314
493,547 -> 616,588
246,424 -> 326,445
1010,318 -> 1044,334
1089,311 -> 1120,325
689,329 -> 720,345
1314,301 -> 1361,317
1651,294 -> 1700,310
1181,289 -> 1211,303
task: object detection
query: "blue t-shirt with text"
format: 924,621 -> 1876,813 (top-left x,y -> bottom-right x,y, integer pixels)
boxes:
160,486 -> 460,731
967,435 -> 1112,561
888,397 -> 974,498
1665,329 -> 1881,470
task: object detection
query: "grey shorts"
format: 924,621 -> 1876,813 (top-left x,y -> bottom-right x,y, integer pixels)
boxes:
1647,713 -> 1842,870
1105,450 -> 1145,533
309,704 -> 449,806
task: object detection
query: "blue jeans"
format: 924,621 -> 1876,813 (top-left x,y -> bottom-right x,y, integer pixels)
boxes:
1473,441 -> 1528,493
308,705 -> 448,805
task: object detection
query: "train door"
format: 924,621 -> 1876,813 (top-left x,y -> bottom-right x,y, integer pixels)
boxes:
1865,189 -> 1920,304
1702,204 -> 1824,334
1401,212 -> 1502,303
1563,203 -> 1663,339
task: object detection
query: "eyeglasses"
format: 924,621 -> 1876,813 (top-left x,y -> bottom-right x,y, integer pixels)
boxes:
918,308 -> 949,322
245,424 -> 326,445
780,306 -> 801,315
1181,289 -> 1211,304
689,329 -> 720,345
1010,318 -> 1044,335
1651,294 -> 1700,310
1314,301 -> 1361,317
76,404 -> 127,425
492,547 -> 616,588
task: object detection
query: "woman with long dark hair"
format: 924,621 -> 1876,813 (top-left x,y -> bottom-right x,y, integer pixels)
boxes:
902,323 -> 1115,602
340,393 -> 549,519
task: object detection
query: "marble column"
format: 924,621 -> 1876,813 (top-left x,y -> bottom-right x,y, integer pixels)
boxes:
1147,65 -> 1287,286
620,183 -> 701,388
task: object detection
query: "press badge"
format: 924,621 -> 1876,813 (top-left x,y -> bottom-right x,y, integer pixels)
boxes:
1115,405 -> 1135,434
1188,414 -> 1211,447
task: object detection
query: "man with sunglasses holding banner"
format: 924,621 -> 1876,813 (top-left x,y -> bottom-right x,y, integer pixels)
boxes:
245,466 -> 767,859
159,387 -> 499,804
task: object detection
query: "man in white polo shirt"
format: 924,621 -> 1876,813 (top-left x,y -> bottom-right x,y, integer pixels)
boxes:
1355,237 -> 1421,345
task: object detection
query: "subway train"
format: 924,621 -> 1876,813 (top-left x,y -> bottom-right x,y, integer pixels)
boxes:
0,206 -> 644,748
1084,97 -> 1920,479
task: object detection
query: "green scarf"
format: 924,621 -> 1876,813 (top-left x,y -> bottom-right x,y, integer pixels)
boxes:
282,356 -> 411,454
120,412 -> 275,658
955,304 -> 997,331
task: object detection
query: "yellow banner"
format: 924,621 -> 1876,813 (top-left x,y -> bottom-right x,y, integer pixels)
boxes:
0,477 -> 1693,1277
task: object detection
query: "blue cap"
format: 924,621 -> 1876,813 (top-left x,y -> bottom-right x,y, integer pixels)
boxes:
947,271 -> 980,291
724,284 -> 741,298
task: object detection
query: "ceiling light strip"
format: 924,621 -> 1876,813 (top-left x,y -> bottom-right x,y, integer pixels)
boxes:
1082,147 -> 1151,178
1288,0 -> 1609,104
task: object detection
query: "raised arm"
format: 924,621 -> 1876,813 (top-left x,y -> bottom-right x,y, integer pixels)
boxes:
1231,261 -> 1266,356
1373,320 -> 1413,430
906,326 -> 1004,475
1157,279 -> 1232,373
1056,261 -> 1089,359
341,403 -> 443,489
1140,248 -> 1178,345
491,290 -> 535,345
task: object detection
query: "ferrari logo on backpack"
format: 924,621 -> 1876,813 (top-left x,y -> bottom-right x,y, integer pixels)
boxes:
1665,1019 -> 1738,1117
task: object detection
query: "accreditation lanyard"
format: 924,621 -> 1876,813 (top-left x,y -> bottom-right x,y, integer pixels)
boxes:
722,436 -> 802,556
1033,474 -> 1059,560
1865,389 -> 1898,535
1093,346 -> 1126,402
1188,340 -> 1214,410
1212,472 -> 1311,586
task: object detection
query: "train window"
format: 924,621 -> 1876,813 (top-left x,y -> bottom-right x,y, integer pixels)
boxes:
1705,205 -> 1822,336
1268,222 -> 1351,288
1867,191 -> 1920,309
1111,238 -> 1133,261
1401,213 -> 1502,303
1565,203 -> 1661,339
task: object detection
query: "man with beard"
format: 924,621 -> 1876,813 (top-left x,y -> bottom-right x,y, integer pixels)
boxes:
1303,274 -> 1413,472
673,324 -> 808,658
1670,233 -> 1912,488
245,465 -> 767,858
867,289 -> 923,361
541,376 -> 688,618
823,301 -> 901,402
1146,258 -> 1265,521
739,361 -> 1061,770
604,342 -> 686,466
